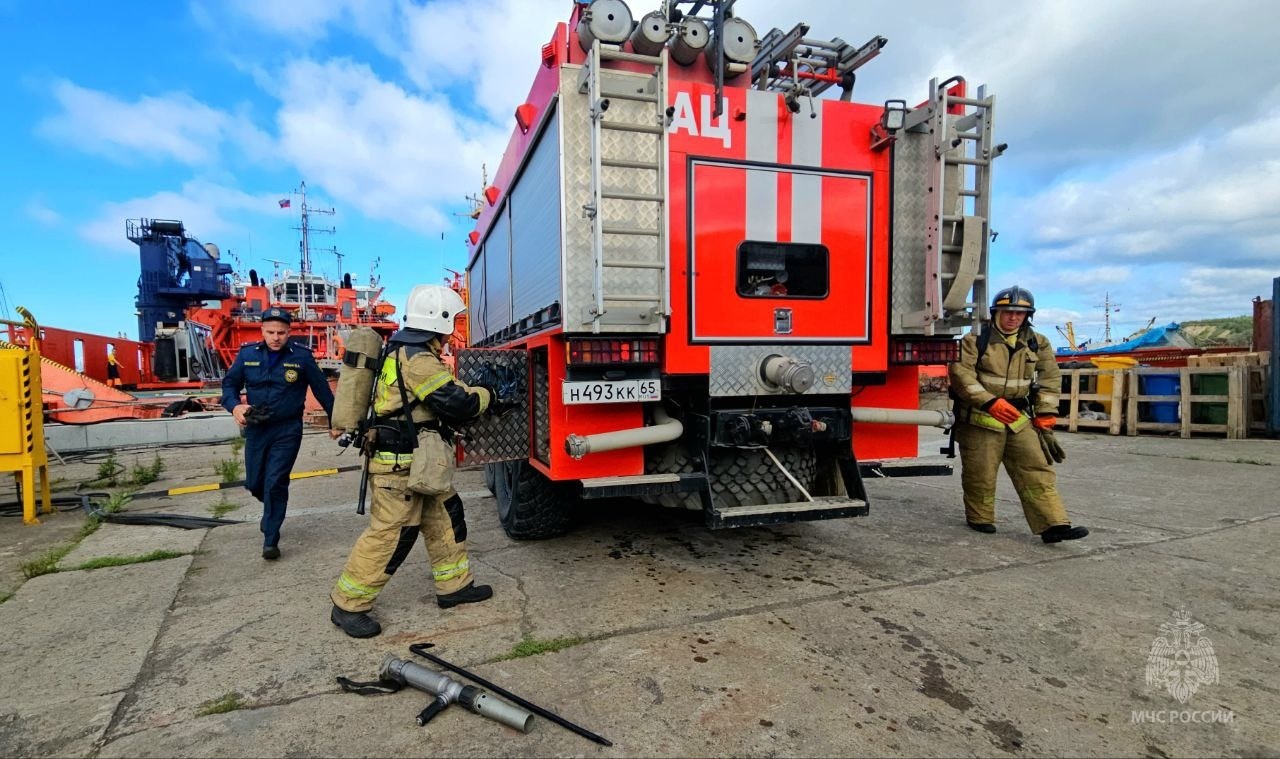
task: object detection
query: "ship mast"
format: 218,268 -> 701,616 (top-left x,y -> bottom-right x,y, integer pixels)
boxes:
292,181 -> 335,321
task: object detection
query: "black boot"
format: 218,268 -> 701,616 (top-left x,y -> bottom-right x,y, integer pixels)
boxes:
262,546 -> 281,560
331,604 -> 381,638
1041,524 -> 1089,543
967,522 -> 997,534
437,582 -> 493,609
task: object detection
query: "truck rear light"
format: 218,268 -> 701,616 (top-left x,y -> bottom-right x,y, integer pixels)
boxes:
891,338 -> 960,365
566,338 -> 660,366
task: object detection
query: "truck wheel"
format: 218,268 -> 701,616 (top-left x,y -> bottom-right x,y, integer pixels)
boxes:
493,459 -> 572,540
643,444 -> 817,510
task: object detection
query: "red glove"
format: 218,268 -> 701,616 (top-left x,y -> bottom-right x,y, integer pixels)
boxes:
986,398 -> 1022,425
1034,414 -> 1057,430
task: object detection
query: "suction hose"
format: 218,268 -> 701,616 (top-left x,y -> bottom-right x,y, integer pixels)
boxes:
849,407 -> 955,428
564,405 -> 682,459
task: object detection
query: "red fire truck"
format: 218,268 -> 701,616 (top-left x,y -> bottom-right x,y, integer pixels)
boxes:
457,0 -> 1002,537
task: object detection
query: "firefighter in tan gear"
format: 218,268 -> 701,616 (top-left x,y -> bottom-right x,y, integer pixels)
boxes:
328,284 -> 498,638
948,286 -> 1089,544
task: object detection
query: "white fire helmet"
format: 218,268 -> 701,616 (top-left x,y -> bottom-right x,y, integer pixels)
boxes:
404,284 -> 466,334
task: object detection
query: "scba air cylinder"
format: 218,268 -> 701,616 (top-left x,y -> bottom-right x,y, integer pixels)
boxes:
330,326 -> 385,430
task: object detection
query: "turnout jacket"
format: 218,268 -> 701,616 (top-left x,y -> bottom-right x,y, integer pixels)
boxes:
949,325 -> 1060,429
372,332 -> 492,429
220,340 -> 334,423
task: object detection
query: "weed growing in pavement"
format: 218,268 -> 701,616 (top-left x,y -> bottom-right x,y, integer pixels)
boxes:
95,451 -> 121,486
0,592 -> 11,604
196,692 -> 245,717
20,544 -> 75,578
79,517 -> 102,539
100,489 -> 135,514
210,497 -> 242,519
73,550 -> 184,571
215,458 -> 241,482
129,454 -> 165,485
495,635 -> 588,661
230,436 -> 245,456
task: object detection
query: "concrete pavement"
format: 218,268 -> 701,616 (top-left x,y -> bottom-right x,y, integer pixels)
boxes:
1,427 -> 1277,757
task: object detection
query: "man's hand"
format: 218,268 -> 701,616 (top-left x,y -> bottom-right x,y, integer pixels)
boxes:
1034,414 -> 1057,430
329,428 -> 345,440
986,398 -> 1023,425
232,403 -> 250,427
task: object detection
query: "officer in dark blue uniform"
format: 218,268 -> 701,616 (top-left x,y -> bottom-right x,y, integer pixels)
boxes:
220,308 -> 334,560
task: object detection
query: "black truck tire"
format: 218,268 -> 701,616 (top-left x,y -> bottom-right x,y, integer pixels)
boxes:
493,459 -> 572,539
643,444 -> 817,510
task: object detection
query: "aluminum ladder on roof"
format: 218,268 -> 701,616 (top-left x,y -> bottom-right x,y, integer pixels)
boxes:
578,39 -> 669,334
904,77 -> 1005,332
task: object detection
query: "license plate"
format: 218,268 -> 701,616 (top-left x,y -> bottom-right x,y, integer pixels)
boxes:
562,379 -> 661,405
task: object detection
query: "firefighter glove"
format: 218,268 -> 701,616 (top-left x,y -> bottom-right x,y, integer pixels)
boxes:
244,405 -> 274,425
1034,414 -> 1057,430
480,385 -> 518,417
1037,428 -> 1067,464
985,398 -> 1022,425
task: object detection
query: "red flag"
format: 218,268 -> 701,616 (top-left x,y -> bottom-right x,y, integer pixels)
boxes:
278,198 -> 291,208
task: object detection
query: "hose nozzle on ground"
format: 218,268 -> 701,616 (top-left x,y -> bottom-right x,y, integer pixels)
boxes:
379,654 -> 534,732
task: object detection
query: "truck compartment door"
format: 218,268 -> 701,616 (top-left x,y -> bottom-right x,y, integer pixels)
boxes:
689,160 -> 871,343
455,348 -> 529,466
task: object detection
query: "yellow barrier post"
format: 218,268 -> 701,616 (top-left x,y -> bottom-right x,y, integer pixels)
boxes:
1,308 -> 53,524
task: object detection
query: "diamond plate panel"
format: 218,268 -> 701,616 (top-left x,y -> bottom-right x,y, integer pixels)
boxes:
891,129 -> 930,331
456,349 -> 529,466
709,345 -> 852,398
561,64 -> 666,334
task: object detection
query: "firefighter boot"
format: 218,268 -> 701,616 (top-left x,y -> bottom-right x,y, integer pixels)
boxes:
967,522 -> 997,534
262,545 -> 281,560
1041,524 -> 1089,543
331,604 -> 382,638
437,582 -> 493,609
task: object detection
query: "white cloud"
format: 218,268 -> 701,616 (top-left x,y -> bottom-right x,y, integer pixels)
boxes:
79,181 -> 288,254
24,198 -> 60,226
37,80 -> 274,167
271,58 -> 509,233
397,0 -> 566,121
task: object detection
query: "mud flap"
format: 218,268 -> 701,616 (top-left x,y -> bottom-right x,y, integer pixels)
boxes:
455,349 -> 529,466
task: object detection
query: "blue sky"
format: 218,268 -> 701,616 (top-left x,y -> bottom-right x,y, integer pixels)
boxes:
2,0 -> 1277,349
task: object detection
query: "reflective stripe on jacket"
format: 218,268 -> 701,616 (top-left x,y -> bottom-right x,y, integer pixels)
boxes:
949,325 -> 1061,420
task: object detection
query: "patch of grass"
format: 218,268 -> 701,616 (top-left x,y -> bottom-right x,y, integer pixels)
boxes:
20,544 -> 76,579
0,592 -> 12,604
99,489 -> 136,514
73,550 -> 184,571
78,516 -> 102,540
495,635 -> 588,661
196,692 -> 245,717
215,458 -> 242,483
229,436 -> 245,456
209,497 -> 242,519
129,454 -> 165,485
95,451 -> 121,486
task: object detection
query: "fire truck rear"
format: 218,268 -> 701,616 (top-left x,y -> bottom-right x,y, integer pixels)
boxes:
457,0 -> 1003,538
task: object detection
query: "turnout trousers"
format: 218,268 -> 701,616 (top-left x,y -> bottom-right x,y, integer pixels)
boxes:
956,421 -> 1068,534
331,469 -> 472,613
243,419 -> 303,547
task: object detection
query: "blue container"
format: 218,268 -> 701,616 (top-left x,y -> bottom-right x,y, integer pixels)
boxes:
1139,374 -> 1180,423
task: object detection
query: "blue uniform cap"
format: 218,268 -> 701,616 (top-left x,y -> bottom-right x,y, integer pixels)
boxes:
262,307 -> 292,325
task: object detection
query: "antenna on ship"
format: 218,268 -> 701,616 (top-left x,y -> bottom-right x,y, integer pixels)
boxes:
1096,292 -> 1121,345
291,180 -> 335,321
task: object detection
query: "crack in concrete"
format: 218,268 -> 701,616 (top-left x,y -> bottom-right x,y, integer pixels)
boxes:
89,531 -> 212,758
